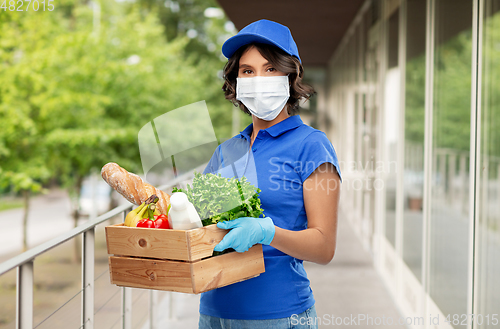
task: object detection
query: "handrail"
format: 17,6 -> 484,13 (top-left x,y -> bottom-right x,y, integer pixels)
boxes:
0,163 -> 207,329
0,164 -> 204,276
0,203 -> 131,276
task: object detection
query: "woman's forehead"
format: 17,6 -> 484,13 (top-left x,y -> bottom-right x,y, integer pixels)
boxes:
239,46 -> 269,66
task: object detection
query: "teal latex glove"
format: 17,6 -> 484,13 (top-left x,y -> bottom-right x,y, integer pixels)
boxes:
214,217 -> 275,253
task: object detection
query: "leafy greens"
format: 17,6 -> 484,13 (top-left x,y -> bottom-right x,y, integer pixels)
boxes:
172,172 -> 264,226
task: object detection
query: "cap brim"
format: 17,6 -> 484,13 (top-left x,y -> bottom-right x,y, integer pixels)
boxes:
222,33 -> 298,62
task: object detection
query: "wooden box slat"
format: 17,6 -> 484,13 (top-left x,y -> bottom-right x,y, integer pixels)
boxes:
109,256 -> 194,293
109,245 -> 265,294
105,223 -> 227,261
185,224 -> 228,262
191,245 -> 264,293
106,223 -> 265,293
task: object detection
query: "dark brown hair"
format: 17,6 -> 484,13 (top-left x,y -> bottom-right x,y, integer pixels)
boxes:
222,43 -> 315,116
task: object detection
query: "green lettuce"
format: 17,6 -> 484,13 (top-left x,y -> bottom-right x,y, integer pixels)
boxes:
172,172 -> 264,226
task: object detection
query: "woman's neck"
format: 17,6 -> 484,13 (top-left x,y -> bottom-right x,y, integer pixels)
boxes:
250,108 -> 290,146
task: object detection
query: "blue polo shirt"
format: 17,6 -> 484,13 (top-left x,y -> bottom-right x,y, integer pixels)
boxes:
200,115 -> 341,320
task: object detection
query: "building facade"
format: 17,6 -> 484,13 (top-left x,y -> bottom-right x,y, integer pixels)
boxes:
217,0 -> 500,328
317,1 -> 500,328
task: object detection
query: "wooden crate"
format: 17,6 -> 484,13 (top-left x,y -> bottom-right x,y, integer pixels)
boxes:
105,224 -> 265,294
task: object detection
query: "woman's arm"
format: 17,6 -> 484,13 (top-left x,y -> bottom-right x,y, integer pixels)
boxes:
269,162 -> 340,265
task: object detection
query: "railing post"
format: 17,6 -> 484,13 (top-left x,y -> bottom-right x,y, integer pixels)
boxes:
82,229 -> 95,329
120,208 -> 133,329
122,287 -> 132,329
149,290 -> 157,329
16,261 -> 33,329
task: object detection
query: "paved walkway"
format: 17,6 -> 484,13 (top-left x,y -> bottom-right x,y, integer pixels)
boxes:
148,218 -> 406,329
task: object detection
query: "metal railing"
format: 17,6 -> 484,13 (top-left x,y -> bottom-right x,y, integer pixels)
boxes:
0,167 -> 201,329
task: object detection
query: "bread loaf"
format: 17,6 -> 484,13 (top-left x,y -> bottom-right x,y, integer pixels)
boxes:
101,162 -> 170,214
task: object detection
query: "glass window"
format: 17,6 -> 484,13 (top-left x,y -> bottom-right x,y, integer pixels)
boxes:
403,0 -> 427,283
385,8 -> 399,247
355,92 -> 360,166
476,1 -> 500,327
430,0 -> 473,323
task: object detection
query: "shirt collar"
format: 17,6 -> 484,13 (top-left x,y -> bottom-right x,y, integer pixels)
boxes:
239,115 -> 304,140
240,124 -> 253,141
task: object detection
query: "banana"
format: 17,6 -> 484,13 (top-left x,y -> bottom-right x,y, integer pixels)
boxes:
147,204 -> 155,220
126,194 -> 160,227
124,202 -> 146,227
153,207 -> 161,216
129,204 -> 149,227
146,197 -> 160,220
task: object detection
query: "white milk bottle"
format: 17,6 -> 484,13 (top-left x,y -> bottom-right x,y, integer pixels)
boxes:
168,192 -> 203,230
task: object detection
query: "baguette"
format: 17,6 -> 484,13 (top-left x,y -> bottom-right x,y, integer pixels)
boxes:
101,162 -> 170,214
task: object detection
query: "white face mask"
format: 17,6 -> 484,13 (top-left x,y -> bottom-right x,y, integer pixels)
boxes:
236,75 -> 290,121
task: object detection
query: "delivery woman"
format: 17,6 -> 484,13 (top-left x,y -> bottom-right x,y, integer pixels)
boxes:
200,19 -> 341,329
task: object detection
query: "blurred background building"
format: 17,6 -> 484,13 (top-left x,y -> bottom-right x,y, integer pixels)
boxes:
215,1 -> 499,328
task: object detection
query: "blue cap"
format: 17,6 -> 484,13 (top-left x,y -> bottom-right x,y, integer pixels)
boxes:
222,19 -> 301,63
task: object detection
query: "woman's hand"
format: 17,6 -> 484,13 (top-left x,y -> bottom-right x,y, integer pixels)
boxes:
270,162 -> 340,264
214,217 -> 275,253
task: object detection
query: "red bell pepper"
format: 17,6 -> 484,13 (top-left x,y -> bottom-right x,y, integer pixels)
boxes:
154,214 -> 170,229
137,218 -> 155,228
136,215 -> 170,229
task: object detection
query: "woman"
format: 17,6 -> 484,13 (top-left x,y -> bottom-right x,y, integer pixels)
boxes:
199,19 -> 341,329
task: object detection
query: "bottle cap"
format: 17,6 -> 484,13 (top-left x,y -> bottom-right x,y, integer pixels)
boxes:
170,192 -> 189,211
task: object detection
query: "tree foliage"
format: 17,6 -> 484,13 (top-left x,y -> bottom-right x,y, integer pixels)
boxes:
482,12 -> 500,159
0,0 -> 236,199
405,27 -> 472,153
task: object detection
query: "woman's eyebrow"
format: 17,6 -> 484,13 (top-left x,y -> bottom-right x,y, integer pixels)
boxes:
239,62 -> 272,69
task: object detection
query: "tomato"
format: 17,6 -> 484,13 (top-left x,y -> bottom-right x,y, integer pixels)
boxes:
137,218 -> 154,228
154,214 -> 170,229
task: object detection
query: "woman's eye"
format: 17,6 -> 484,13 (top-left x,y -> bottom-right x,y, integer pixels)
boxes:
267,67 -> 276,72
242,69 -> 252,74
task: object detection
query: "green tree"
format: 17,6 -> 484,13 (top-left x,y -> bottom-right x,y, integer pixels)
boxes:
0,0 -> 236,256
405,28 -> 473,152
0,9 -> 58,251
